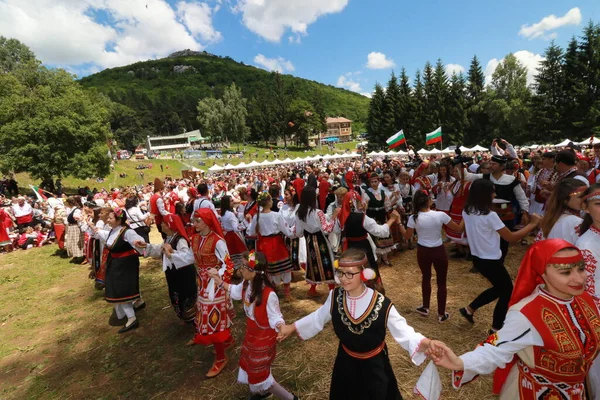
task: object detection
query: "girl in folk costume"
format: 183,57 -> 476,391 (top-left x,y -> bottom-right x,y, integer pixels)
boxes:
209,252 -> 299,400
362,173 -> 394,265
90,207 -> 112,290
278,249 -> 441,400
81,201 -> 99,266
429,239 -> 600,400
243,189 -> 259,251
136,214 -> 197,324
445,160 -> 472,258
536,178 -> 586,244
64,196 -> 85,263
89,208 -> 146,333
336,191 -> 401,294
281,186 -> 305,270
247,192 -> 294,298
381,170 -> 405,247
402,190 -> 464,323
412,162 -> 435,192
51,200 -> 66,251
431,163 -> 455,214
0,207 -> 13,252
220,195 -> 248,270
212,182 -> 226,214
459,179 -> 541,334
294,186 -> 338,297
187,208 -> 235,378
397,171 -> 415,250
576,184 -> 600,397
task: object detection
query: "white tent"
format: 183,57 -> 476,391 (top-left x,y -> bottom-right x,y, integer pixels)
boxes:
293,157 -> 303,162
367,151 -> 379,156
248,160 -> 261,167
208,164 -> 223,171
223,163 -> 236,170
554,139 -> 572,147
470,145 -> 488,152
577,136 -> 600,146
428,149 -> 442,154
282,158 -> 293,164
441,147 -> 455,154
236,162 -> 248,169
260,160 -> 271,166
459,146 -> 471,152
417,148 -> 430,155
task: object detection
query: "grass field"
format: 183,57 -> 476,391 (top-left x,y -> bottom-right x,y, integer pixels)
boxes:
0,228 -> 529,399
12,142 -> 360,194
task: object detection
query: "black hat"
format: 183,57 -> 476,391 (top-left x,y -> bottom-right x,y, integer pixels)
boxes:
491,155 -> 507,164
555,150 -> 577,166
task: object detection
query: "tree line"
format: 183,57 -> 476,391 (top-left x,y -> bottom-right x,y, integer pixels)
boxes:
366,21 -> 600,150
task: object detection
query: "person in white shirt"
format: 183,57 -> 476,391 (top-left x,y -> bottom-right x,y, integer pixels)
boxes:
459,179 -> 540,334
402,190 -> 463,323
193,183 -> 218,218
536,179 -> 586,245
220,195 -> 248,271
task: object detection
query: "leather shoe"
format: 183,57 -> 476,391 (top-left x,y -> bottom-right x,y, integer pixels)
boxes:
205,357 -> 228,378
118,319 -> 139,333
134,301 -> 146,311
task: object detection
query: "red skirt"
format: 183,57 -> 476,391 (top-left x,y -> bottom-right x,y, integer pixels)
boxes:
224,231 -> 248,255
54,224 -> 65,250
257,235 -> 293,275
239,318 -> 277,385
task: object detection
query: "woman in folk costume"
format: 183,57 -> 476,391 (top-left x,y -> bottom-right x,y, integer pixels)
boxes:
244,189 -> 259,251
64,196 -> 85,263
381,170 -> 404,247
209,251 -> 299,400
362,173 -> 394,265
336,190 -> 401,294
445,159 -> 472,258
81,201 -> 98,266
220,195 -> 248,270
429,239 -> 600,400
89,208 -> 146,333
0,207 -> 13,252
536,178 -> 586,244
247,192 -> 295,298
281,186 -> 305,270
576,184 -> 600,397
212,182 -> 226,214
187,208 -> 235,378
431,163 -> 455,214
278,249 -> 440,400
90,207 -> 112,290
136,214 -> 197,323
411,162 -> 434,192
51,199 -> 67,252
294,186 -> 338,297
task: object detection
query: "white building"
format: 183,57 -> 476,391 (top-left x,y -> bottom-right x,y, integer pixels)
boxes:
146,130 -> 205,153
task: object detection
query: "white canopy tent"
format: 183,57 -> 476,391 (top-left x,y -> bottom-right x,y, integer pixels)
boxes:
223,163 -> 236,170
208,164 -> 224,171
417,148 -> 430,155
459,146 -> 471,152
441,147 -> 455,154
554,139 -> 573,147
470,145 -> 488,152
248,160 -> 261,168
260,160 -> 271,166
577,136 -> 600,146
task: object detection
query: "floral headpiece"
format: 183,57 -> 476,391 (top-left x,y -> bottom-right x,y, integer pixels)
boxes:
246,250 -> 264,274
113,207 -> 124,219
257,191 -> 271,203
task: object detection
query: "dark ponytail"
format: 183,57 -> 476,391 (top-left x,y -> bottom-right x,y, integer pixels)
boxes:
243,251 -> 275,307
412,190 -> 430,223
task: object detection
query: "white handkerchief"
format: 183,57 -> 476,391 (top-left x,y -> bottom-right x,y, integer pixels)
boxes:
207,278 -> 216,301
413,361 -> 442,400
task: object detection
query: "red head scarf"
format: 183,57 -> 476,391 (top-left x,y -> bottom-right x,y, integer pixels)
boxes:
493,238 -> 583,394
192,208 -> 224,239
344,171 -> 355,191
410,162 -> 429,185
338,190 -> 362,230
187,187 -> 198,199
163,214 -> 190,244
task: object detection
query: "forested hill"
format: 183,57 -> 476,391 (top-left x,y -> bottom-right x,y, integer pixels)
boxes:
80,51 -> 369,143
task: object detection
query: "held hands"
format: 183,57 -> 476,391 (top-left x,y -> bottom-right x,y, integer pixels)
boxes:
162,243 -> 174,255
207,268 -> 221,283
134,240 -> 147,248
277,323 -> 296,342
527,213 -> 542,226
426,340 -> 464,371
389,210 -> 401,221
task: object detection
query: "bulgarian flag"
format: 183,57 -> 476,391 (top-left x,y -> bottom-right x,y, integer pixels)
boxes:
425,127 -> 442,145
29,185 -> 48,201
386,130 -> 406,149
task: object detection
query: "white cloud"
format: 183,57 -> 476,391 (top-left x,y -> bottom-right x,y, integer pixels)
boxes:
445,63 -> 465,77
360,92 -> 373,98
0,0 -> 221,73
253,54 -> 295,73
233,0 -> 348,42
484,50 -> 544,86
336,74 -> 362,92
366,52 -> 395,69
177,1 -> 222,44
519,7 -> 581,40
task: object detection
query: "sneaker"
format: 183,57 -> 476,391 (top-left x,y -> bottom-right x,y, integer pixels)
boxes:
415,306 -> 429,316
438,313 -> 450,323
459,307 -> 475,324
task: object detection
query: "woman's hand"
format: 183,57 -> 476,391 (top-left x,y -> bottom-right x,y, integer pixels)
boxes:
134,240 -> 147,248
162,243 -> 174,255
277,324 -> 296,342
427,341 -> 464,371
207,267 -> 220,282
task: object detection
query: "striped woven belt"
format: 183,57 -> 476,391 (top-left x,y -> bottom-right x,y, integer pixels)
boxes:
347,235 -> 368,242
342,341 -> 385,359
112,249 -> 138,258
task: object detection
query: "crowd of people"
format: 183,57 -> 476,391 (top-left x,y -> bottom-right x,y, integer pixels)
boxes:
1,139 -> 600,399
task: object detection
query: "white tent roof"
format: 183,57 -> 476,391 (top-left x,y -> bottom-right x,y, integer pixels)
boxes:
272,159 -> 282,164
441,147 -> 455,154
260,160 -> 271,166
293,157 -> 303,162
428,149 -> 442,154
577,136 -> 600,145
236,162 -> 248,168
208,164 -> 223,171
248,160 -> 261,167
459,146 -> 471,152
417,148 -> 430,155
470,145 -> 488,152
554,139 -> 572,147
282,158 -> 293,164
223,163 -> 235,170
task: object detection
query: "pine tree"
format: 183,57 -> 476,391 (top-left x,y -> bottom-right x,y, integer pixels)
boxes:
385,71 -> 403,133
422,61 -> 436,132
445,73 -> 468,145
412,70 -> 426,148
575,21 -> 600,137
561,36 -> 585,138
530,41 -> 564,143
366,84 -> 387,150
432,59 -> 449,130
467,55 -> 485,100
465,55 -> 488,145
398,68 -> 413,139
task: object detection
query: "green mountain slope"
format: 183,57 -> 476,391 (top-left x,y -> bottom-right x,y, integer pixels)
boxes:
80,51 -> 369,138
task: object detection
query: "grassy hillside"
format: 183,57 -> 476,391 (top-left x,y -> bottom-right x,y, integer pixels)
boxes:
79,51 -> 369,135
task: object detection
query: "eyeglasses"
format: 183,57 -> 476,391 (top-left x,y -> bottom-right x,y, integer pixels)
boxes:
334,270 -> 361,279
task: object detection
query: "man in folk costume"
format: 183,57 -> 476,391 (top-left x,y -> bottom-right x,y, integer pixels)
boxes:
466,155 -> 530,261
429,239 -> 600,400
149,178 -> 169,239
530,152 -> 558,215
362,173 -> 394,265
12,196 -> 33,229
318,173 -> 330,211
187,208 -> 235,378
555,150 -> 589,186
137,214 -> 197,323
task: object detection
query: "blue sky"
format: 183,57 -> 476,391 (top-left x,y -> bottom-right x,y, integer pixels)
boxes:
1,0 -> 599,96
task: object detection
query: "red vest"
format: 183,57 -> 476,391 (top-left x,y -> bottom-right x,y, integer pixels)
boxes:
149,193 -> 163,225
